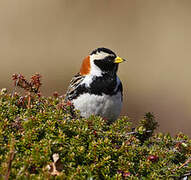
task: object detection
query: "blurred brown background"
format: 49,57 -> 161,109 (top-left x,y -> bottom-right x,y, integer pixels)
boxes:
0,0 -> 191,136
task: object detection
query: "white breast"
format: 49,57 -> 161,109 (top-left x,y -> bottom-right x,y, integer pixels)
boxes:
72,92 -> 122,122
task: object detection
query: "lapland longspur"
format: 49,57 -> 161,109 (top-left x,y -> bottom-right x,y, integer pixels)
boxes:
65,47 -> 126,122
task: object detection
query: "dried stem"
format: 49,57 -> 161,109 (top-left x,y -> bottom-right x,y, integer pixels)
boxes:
178,157 -> 191,170
4,138 -> 15,180
27,93 -> 31,109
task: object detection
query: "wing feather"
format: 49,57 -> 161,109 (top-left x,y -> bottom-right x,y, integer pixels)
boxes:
65,73 -> 85,101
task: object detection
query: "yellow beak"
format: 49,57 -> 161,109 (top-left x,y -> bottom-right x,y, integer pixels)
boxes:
114,56 -> 126,63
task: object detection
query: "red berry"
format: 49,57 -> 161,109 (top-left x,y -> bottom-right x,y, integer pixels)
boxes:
123,172 -> 130,177
147,155 -> 159,162
53,91 -> 59,98
93,130 -> 97,136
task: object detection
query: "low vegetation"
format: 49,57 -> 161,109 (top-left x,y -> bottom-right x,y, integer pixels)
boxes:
0,74 -> 191,179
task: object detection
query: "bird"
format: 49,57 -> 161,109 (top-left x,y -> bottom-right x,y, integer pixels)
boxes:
65,47 -> 126,122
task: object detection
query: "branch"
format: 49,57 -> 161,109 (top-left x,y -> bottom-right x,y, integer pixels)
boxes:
4,138 -> 15,180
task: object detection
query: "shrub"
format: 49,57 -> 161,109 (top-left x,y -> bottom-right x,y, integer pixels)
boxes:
0,74 -> 191,179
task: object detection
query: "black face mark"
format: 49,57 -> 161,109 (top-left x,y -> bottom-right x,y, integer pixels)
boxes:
90,47 -> 116,57
94,56 -> 119,73
67,73 -> 123,101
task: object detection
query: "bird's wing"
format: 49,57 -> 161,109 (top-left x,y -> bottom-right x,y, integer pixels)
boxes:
65,73 -> 85,102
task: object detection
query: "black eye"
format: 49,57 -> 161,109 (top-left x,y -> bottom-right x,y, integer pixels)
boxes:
104,56 -> 116,63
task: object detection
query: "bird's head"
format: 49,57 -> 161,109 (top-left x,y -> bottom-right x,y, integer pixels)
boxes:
80,47 -> 126,76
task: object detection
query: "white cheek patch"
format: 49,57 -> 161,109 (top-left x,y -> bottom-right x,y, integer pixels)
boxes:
88,51 -> 115,77
82,51 -> 116,87
81,74 -> 94,87
89,59 -> 102,77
